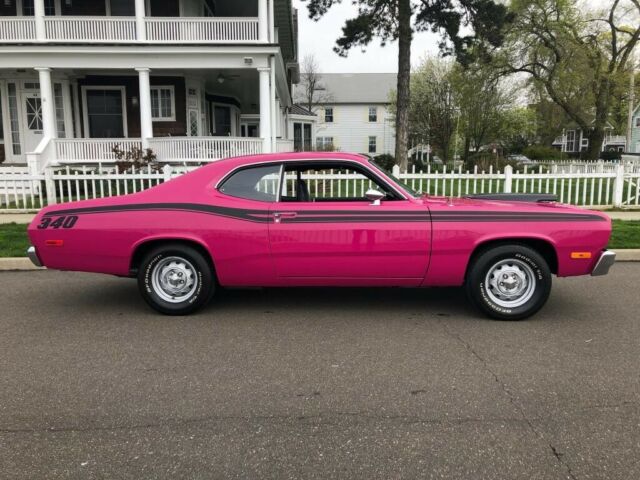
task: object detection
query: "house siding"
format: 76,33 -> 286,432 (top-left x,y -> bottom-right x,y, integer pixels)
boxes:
77,75 -> 186,138
315,104 -> 395,155
632,111 -> 640,153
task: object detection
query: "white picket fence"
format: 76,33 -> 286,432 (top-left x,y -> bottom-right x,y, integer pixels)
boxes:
1,163 -> 640,212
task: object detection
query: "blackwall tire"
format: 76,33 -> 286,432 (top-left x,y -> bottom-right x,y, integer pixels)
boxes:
137,243 -> 215,315
466,244 -> 552,321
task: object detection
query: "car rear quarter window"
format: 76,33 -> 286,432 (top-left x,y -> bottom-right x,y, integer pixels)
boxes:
218,164 -> 281,202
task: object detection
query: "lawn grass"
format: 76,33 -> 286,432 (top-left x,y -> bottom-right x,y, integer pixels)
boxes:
609,220 -> 640,249
0,223 -> 29,257
0,220 -> 638,258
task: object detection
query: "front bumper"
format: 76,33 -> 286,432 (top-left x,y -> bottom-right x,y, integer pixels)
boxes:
591,250 -> 616,276
27,246 -> 42,267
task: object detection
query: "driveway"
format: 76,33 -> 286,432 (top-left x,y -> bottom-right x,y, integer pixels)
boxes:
1,265 -> 638,479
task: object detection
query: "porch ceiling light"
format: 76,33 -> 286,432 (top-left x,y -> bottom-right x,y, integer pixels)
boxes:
217,74 -> 225,84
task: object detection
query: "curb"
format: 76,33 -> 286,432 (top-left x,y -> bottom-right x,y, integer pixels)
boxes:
2,251 -> 640,271
0,258 -> 44,271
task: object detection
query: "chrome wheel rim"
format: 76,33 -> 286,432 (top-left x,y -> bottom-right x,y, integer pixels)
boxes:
151,256 -> 198,304
484,259 -> 536,308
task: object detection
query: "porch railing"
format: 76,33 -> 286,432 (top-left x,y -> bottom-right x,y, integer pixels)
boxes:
0,18 -> 36,42
44,16 -> 137,42
54,138 -> 143,163
276,139 -> 295,153
148,137 -> 263,163
145,17 -> 259,43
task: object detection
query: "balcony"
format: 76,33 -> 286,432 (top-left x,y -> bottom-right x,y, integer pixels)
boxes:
0,16 -> 261,43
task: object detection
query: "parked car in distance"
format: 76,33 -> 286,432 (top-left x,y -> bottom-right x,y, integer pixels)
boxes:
508,154 -> 536,166
27,152 -> 615,320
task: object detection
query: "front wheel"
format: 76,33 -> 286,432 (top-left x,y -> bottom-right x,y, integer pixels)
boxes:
466,244 -> 552,321
137,243 -> 215,315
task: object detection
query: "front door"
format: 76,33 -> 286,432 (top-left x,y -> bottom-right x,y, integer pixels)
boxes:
268,161 -> 431,283
21,92 -> 44,153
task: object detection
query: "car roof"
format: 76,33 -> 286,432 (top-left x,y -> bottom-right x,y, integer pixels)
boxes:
216,151 -> 370,168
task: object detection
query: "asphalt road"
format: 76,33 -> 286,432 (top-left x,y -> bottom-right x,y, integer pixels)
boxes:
1,266 -> 639,480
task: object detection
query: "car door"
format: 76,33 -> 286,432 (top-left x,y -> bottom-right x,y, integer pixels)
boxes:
268,161 -> 431,283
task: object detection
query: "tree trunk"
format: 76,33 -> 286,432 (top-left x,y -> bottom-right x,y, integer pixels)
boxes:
586,127 -> 605,160
394,0 -> 412,172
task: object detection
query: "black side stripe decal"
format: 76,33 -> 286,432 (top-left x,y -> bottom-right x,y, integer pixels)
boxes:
42,203 -> 606,223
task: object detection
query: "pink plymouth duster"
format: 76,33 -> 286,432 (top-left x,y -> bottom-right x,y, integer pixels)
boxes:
27,152 -> 615,320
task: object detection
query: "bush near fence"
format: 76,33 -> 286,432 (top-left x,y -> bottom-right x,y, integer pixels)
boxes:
1,160 -> 640,212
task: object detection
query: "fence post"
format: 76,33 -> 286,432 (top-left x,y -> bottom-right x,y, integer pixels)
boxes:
504,165 -> 513,193
613,163 -> 625,208
392,164 -> 401,177
162,164 -> 173,183
44,167 -> 57,205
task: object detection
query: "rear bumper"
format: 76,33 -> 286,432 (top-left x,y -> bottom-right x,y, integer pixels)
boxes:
591,250 -> 616,276
27,246 -> 42,267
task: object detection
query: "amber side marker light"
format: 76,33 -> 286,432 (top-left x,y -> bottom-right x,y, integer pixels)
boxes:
571,252 -> 592,259
45,240 -> 64,247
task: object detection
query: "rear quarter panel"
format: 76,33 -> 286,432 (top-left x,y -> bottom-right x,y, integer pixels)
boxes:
422,198 -> 611,286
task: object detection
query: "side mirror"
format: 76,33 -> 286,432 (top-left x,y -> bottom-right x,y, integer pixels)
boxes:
365,189 -> 385,206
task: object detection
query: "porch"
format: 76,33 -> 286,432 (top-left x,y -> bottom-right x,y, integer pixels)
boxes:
0,0 -> 273,44
1,63 -> 298,169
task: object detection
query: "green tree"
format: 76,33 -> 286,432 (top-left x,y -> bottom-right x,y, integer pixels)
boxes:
492,0 -> 640,159
452,64 -> 514,160
302,0 -> 514,170
408,57 -> 458,162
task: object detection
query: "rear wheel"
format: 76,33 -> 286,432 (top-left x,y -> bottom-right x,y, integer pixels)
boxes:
137,243 -> 215,315
466,244 -> 551,321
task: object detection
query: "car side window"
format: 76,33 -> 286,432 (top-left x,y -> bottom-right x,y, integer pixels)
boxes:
219,164 -> 281,202
280,164 -> 397,202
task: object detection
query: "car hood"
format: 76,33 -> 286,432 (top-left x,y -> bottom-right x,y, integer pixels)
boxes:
420,195 -> 611,220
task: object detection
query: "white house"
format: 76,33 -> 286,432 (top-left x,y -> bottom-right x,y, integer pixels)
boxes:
300,73 -> 396,156
0,0 -> 311,170
630,103 -> 640,154
551,122 -> 627,153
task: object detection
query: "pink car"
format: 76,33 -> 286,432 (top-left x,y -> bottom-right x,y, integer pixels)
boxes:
27,152 -> 615,320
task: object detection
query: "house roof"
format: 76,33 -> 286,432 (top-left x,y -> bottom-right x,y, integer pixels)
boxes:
290,104 -> 316,117
317,73 -> 396,104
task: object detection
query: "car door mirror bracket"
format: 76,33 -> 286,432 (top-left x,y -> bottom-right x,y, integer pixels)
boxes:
365,189 -> 385,206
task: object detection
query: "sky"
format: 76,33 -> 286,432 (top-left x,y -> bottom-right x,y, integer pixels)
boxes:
292,0 -> 441,73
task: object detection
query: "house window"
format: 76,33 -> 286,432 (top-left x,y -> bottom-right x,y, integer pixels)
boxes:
368,106 -> 377,122
636,117 -> 640,127
22,0 -> 55,15
316,136 -> 334,151
7,83 -> 21,155
324,107 -> 333,123
150,86 -> 175,122
368,136 -> 377,154
203,0 -> 216,16
54,83 -> 66,139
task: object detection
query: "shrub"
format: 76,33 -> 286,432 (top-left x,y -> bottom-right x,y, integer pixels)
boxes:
522,145 -> 563,161
600,150 -> 622,161
373,153 -> 396,171
112,145 -> 158,173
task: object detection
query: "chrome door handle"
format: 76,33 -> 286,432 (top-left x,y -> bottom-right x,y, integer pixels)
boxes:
273,212 -> 297,223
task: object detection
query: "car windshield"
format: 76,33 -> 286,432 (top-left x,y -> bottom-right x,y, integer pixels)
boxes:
368,159 -> 421,197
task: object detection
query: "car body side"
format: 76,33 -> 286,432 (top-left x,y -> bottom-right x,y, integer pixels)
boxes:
27,153 -> 612,287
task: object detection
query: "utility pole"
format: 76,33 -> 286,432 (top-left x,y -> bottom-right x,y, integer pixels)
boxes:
627,60 -> 636,153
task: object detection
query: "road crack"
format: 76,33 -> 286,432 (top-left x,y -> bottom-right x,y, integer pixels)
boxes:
440,323 -> 578,480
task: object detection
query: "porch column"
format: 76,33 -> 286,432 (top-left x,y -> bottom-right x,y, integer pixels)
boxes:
270,57 -> 277,151
258,67 -> 272,153
136,68 -> 153,149
135,0 -> 146,41
35,68 -> 56,140
258,0 -> 268,42
34,0 -> 46,41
